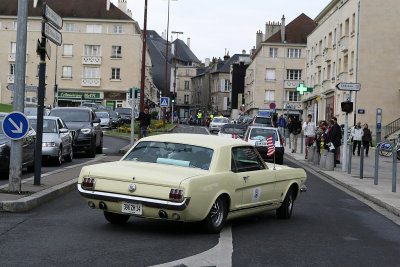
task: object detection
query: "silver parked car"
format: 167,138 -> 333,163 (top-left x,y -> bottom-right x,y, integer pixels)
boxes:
29,116 -> 73,166
95,111 -> 111,128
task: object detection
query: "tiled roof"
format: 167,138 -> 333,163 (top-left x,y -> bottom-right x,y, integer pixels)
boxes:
265,13 -> 317,44
172,39 -> 200,63
0,0 -> 133,21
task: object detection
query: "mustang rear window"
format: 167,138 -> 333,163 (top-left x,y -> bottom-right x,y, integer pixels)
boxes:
124,141 -> 214,170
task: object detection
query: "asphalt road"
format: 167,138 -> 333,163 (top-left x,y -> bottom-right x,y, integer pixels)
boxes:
1,126 -> 399,266
0,135 -> 129,186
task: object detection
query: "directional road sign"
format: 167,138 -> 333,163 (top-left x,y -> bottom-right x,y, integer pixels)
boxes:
43,3 -> 63,29
6,84 -> 38,92
42,21 -> 62,46
160,97 -> 170,107
336,82 -> 361,91
1,112 -> 30,140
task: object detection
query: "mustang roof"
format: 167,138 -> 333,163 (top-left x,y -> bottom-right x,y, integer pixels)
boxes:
139,133 -> 248,149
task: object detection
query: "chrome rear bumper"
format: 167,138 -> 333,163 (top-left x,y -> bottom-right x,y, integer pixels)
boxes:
77,184 -> 190,211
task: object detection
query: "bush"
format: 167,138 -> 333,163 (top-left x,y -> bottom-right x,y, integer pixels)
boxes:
151,111 -> 158,119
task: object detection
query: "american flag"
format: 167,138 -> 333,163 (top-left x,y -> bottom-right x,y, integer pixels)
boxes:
266,133 -> 275,156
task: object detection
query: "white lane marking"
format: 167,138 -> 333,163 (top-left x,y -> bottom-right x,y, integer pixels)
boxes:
103,147 -> 109,150
151,225 -> 233,267
203,127 -> 211,135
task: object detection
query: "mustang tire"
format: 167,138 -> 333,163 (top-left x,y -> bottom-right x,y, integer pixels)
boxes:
202,196 -> 227,234
276,188 -> 294,219
104,211 -> 130,224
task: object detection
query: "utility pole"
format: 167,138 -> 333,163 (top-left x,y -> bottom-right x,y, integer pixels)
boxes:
163,0 -> 171,128
171,31 -> 183,123
139,0 -> 148,112
9,0 -> 28,192
54,45 -> 58,107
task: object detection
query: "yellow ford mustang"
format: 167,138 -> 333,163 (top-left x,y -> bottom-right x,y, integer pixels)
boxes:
77,133 -> 307,233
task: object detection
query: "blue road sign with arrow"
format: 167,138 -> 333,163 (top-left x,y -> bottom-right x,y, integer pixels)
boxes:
160,97 -> 170,107
1,112 -> 30,140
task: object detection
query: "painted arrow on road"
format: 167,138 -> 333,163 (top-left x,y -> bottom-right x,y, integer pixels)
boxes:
9,118 -> 23,133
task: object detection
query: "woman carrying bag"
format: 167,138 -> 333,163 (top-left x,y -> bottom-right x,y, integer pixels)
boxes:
362,123 -> 372,156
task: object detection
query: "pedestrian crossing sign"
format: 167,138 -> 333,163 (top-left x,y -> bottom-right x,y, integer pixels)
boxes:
160,97 -> 170,107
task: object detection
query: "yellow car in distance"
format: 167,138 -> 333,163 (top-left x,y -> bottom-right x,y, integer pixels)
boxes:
77,134 -> 307,233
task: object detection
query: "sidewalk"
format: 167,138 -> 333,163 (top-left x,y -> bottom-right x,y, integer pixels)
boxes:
284,135 -> 400,216
0,155 -> 118,212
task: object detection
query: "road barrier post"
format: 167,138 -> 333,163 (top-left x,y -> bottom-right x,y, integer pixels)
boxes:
300,132 -> 304,154
360,145 -> 364,179
374,148 -> 379,185
348,143 -> 353,174
393,149 -> 397,192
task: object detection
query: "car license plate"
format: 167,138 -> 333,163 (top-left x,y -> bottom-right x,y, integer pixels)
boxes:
256,141 -> 268,146
121,202 -> 143,215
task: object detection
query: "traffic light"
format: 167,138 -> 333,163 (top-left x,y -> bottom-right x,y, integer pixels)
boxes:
341,101 -> 353,113
171,98 -> 175,103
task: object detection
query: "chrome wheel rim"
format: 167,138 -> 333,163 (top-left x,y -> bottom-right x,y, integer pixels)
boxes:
288,195 -> 293,213
210,198 -> 224,227
69,148 -> 73,160
58,149 -> 62,164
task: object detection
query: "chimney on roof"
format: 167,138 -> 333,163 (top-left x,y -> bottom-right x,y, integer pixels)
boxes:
223,52 -> 230,61
187,37 -> 191,48
205,58 -> 210,67
118,0 -> 128,14
242,49 -> 246,54
127,9 -> 132,18
265,20 -> 281,41
106,0 -> 111,11
256,30 -> 263,49
171,43 -> 175,55
281,15 -> 286,43
161,31 -> 166,40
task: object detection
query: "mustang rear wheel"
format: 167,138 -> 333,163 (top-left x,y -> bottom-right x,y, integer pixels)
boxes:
276,188 -> 294,219
202,196 -> 227,234
104,211 -> 130,224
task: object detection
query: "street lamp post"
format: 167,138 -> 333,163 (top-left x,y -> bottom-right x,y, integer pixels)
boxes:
171,31 -> 183,123
139,0 -> 148,112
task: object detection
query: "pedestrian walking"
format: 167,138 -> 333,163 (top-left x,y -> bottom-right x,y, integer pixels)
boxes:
137,106 -> 151,139
362,123 -> 372,156
351,121 -> 364,156
302,114 -> 316,159
277,114 -> 287,138
326,119 -> 342,167
332,117 -> 342,163
288,115 -> 301,153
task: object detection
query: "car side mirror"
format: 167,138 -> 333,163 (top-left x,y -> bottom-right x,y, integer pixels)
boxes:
93,118 -> 101,123
59,128 -> 68,134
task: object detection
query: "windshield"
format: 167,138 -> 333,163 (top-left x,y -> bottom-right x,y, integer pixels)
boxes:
49,109 -> 90,122
124,141 -> 214,170
30,119 -> 57,133
24,108 -> 37,116
250,128 -> 278,141
116,108 -> 131,115
109,111 -> 118,117
95,112 -> 109,118
254,117 -> 271,125
213,118 -> 229,123
221,126 -> 246,135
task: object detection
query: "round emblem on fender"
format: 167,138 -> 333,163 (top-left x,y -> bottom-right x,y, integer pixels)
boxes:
128,184 -> 136,192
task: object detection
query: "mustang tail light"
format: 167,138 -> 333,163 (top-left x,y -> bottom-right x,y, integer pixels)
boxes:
169,188 -> 184,202
82,178 -> 96,190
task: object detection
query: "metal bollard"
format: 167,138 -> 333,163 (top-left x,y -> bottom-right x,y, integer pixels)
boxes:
308,146 -> 314,162
325,151 -> 335,171
360,145 -> 364,179
348,143 -> 353,174
374,147 -> 379,185
300,132 -> 304,154
289,133 -> 291,150
320,150 -> 327,169
393,149 -> 397,192
313,147 -> 320,166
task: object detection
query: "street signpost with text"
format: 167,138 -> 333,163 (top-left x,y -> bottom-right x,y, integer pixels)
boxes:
34,3 -> 63,186
336,82 -> 361,91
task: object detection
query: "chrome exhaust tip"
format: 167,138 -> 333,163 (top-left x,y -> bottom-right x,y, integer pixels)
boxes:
158,210 -> 168,219
99,201 -> 107,210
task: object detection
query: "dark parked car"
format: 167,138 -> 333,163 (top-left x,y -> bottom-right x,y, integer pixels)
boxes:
109,111 -> 122,128
49,107 -> 103,158
115,107 -> 132,124
252,115 -> 273,127
0,112 -> 36,177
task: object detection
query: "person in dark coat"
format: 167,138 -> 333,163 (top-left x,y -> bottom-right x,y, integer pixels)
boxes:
326,119 -> 342,167
288,115 -> 301,153
137,106 -> 151,139
362,123 -> 372,156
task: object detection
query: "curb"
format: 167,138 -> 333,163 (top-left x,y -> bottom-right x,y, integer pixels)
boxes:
285,154 -> 400,217
0,178 -> 78,213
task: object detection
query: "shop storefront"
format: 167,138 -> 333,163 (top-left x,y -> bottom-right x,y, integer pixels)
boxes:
104,92 -> 126,110
57,90 -> 103,107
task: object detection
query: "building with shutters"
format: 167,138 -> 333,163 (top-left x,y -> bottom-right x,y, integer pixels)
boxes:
0,0 -> 158,110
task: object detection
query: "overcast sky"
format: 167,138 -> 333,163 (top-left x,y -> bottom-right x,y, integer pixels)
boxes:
112,0 -> 332,62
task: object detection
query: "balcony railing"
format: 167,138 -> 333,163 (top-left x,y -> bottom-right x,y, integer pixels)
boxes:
7,75 -> 15,83
338,72 -> 348,82
81,78 -> 101,87
284,80 -> 303,89
322,79 -> 331,91
315,54 -> 322,68
339,36 -> 349,52
323,48 -> 332,62
82,56 -> 102,65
